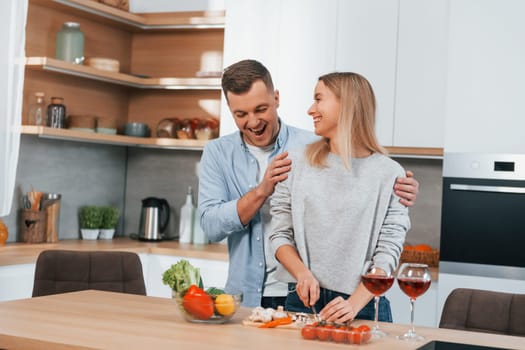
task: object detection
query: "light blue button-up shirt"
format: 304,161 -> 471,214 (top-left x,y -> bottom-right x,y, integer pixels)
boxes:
197,121 -> 317,306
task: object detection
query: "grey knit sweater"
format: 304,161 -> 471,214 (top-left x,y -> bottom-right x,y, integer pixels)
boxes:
268,151 -> 410,295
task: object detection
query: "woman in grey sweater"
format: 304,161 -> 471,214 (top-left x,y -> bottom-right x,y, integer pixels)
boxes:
269,72 -> 410,324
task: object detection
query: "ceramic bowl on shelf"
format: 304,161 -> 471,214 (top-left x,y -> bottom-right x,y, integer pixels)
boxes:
173,288 -> 242,324
123,122 -> 150,137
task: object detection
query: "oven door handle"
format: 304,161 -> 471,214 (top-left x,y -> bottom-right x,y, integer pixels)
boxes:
450,184 -> 525,194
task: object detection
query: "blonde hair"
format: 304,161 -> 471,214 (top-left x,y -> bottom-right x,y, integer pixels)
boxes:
305,72 -> 386,169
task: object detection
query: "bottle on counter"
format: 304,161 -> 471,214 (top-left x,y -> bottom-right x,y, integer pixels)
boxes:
28,92 -> 46,126
192,206 -> 208,245
56,22 -> 85,64
47,97 -> 66,128
178,186 -> 194,243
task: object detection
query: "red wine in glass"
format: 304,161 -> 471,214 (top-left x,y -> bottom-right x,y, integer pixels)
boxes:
362,275 -> 395,295
397,278 -> 431,299
396,263 -> 432,341
361,261 -> 394,338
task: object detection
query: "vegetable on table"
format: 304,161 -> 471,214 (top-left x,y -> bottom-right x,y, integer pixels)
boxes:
183,284 -> 214,320
258,315 -> 293,328
162,259 -> 203,296
214,294 -> 236,316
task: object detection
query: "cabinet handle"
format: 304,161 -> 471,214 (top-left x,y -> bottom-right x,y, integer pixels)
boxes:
450,184 -> 525,194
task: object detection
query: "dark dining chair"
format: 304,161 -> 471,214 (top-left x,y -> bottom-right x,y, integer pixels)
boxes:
32,250 -> 146,297
439,288 -> 525,336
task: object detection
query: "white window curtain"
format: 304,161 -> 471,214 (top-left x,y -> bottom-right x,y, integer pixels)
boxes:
0,0 -> 28,216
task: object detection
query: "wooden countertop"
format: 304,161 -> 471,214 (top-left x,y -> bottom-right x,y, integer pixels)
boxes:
0,290 -> 522,350
0,238 -> 229,266
0,238 -> 439,280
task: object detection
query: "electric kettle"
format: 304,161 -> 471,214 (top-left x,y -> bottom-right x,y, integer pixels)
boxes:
138,197 -> 170,241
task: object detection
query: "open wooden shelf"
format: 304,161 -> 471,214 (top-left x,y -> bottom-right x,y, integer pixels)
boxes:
385,146 -> 443,158
30,0 -> 225,30
26,57 -> 221,90
21,125 -> 208,150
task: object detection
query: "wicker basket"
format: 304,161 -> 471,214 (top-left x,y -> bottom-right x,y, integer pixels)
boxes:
400,249 -> 439,267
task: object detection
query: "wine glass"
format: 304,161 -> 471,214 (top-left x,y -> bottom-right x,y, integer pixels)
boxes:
361,261 -> 395,338
396,263 -> 431,341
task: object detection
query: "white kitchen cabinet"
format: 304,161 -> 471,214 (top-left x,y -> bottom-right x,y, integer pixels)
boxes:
444,0 -> 525,153
222,0 -> 447,151
221,0 -> 337,136
0,263 -> 35,301
335,0 -> 399,146
145,254 -> 229,298
0,253 -> 227,301
394,0 -> 449,148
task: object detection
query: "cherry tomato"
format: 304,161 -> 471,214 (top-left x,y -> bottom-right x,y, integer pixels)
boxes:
356,324 -> 372,342
356,324 -> 371,332
316,325 -> 333,341
348,329 -> 363,344
301,325 -> 317,340
331,327 -> 348,343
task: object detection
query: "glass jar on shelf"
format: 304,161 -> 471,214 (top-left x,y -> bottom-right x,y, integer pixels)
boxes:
56,22 -> 84,64
47,97 -> 66,129
28,92 -> 46,126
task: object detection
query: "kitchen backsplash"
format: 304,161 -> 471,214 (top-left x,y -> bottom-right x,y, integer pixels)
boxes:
3,137 -> 443,248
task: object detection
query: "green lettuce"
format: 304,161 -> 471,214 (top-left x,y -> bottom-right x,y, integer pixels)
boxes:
162,259 -> 203,294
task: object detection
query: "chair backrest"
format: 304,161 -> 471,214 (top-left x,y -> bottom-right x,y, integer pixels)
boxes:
439,288 -> 525,336
32,250 -> 146,297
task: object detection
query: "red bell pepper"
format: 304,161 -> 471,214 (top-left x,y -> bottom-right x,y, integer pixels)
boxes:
182,284 -> 214,320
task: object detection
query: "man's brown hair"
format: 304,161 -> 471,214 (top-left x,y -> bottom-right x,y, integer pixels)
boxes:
221,59 -> 274,101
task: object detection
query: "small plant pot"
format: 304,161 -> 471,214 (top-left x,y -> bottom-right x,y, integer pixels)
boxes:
99,228 -> 115,240
81,228 -> 99,240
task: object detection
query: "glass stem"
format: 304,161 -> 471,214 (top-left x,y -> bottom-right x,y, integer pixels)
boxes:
374,296 -> 380,330
409,298 -> 416,335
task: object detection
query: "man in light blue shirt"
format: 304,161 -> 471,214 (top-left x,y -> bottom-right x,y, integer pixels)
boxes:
198,60 -> 419,307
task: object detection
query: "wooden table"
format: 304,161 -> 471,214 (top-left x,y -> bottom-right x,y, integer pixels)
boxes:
0,290 -> 522,350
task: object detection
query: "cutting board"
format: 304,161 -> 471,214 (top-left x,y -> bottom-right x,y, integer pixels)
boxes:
241,319 -> 301,329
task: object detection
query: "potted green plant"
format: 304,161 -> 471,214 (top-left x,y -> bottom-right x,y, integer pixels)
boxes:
99,206 -> 120,240
79,206 -> 102,240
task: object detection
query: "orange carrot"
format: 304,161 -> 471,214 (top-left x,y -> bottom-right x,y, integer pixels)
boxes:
258,315 -> 293,328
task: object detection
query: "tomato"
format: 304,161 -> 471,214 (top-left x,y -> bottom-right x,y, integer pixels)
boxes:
331,327 -> 348,343
316,325 -> 333,341
348,329 -> 363,344
301,325 -> 317,340
356,325 -> 371,332
182,285 -> 214,320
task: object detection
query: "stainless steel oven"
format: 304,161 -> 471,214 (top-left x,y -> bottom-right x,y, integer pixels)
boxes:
440,153 -> 525,280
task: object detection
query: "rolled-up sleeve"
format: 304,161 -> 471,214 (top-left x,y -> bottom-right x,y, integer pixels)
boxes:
268,176 -> 296,256
198,142 -> 246,242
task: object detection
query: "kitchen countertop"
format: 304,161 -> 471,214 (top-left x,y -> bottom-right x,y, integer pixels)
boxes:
0,238 -> 229,266
0,290 -> 522,350
0,238 -> 439,280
